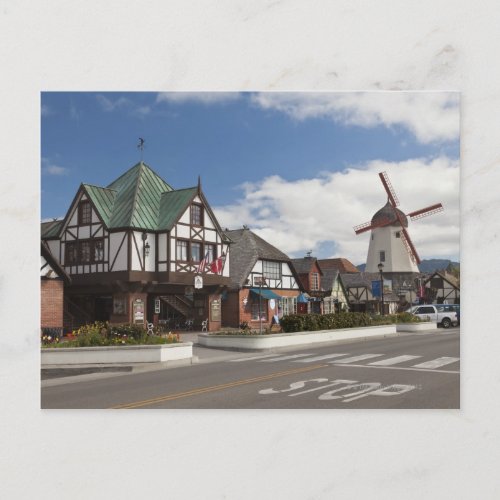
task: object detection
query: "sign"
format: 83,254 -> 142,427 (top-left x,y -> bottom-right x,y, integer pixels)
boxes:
269,299 -> 276,310
133,299 -> 144,324
210,299 -> 221,322
194,275 -> 203,289
383,279 -> 392,294
154,298 -> 161,314
372,280 -> 381,298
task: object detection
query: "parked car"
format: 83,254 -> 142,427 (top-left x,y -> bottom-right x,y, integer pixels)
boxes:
406,304 -> 458,328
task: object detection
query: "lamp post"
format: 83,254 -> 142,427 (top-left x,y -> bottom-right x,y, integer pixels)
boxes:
378,262 -> 384,315
255,276 -> 267,334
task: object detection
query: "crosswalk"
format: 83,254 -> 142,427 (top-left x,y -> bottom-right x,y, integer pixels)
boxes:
228,351 -> 460,372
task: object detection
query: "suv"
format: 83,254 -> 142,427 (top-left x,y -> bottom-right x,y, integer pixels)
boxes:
407,304 -> 458,328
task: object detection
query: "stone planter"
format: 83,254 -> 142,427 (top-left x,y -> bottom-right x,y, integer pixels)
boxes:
41,342 -> 193,365
198,325 -> 397,351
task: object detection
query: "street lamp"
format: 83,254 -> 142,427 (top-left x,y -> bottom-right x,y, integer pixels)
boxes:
378,262 -> 384,315
255,276 -> 267,334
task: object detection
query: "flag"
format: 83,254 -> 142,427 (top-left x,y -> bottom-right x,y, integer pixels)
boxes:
197,252 -> 209,274
210,253 -> 226,274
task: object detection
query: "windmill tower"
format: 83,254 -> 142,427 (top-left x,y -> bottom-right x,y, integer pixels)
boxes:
354,171 -> 444,273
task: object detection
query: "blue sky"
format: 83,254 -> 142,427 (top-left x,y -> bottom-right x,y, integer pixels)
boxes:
41,91 -> 460,264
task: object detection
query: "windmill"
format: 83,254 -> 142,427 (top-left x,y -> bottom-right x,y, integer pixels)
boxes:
354,171 -> 443,272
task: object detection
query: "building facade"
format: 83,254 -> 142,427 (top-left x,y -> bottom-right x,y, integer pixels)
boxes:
221,228 -> 301,330
41,162 -> 231,332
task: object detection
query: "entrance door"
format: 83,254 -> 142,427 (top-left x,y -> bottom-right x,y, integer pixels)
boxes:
95,296 -> 112,322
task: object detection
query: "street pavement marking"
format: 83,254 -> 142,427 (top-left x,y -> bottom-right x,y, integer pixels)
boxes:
327,363 -> 459,374
259,353 -> 316,362
331,354 -> 383,364
412,357 -> 460,369
110,363 -> 328,409
229,354 -> 281,362
368,355 -> 422,366
293,353 -> 350,363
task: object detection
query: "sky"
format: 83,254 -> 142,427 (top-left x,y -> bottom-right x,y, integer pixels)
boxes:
41,91 -> 460,265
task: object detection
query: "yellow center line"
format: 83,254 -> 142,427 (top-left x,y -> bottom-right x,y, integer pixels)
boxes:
110,364 -> 328,409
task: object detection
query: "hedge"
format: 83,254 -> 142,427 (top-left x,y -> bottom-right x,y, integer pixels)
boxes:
280,312 -> 419,333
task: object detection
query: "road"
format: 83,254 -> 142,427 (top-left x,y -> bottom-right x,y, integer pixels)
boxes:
41,329 -> 459,409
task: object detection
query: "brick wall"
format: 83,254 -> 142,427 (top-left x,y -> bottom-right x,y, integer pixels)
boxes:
41,278 -> 64,329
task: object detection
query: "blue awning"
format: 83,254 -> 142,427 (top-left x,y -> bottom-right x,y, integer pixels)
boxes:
296,293 -> 310,303
249,288 -> 282,300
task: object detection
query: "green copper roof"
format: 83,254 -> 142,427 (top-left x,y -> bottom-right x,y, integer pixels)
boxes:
105,162 -> 174,229
41,220 -> 63,238
83,185 -> 116,226
158,187 -> 198,230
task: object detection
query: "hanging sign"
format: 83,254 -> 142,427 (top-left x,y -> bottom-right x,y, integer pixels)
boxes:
194,275 -> 203,289
154,298 -> 161,314
269,299 -> 276,310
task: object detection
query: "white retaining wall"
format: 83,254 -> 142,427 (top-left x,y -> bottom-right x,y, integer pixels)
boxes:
396,322 -> 437,332
41,342 -> 193,365
198,325 -> 397,350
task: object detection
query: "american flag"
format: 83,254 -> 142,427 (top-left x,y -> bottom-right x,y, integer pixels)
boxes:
197,252 -> 210,274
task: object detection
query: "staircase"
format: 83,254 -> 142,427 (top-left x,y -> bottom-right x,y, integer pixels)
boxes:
64,298 -> 93,333
160,295 -> 194,318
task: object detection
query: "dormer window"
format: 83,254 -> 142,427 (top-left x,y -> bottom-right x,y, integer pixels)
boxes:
191,204 -> 203,226
78,200 -> 91,225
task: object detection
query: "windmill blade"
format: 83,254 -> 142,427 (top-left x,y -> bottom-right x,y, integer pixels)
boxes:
400,227 -> 421,264
379,171 -> 400,207
407,203 -> 444,221
353,216 -> 393,235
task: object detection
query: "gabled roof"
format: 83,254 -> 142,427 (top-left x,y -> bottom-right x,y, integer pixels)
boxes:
41,162 -> 224,235
158,187 -> 198,230
224,228 -> 294,289
425,271 -> 460,290
318,258 -> 359,273
340,272 -> 400,301
290,257 -> 323,275
321,268 -> 340,291
41,220 -> 63,238
41,241 -> 71,283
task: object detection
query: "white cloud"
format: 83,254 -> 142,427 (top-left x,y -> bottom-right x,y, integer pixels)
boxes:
96,94 -> 151,117
251,92 -> 459,144
41,104 -> 52,117
213,157 -> 459,264
42,158 -> 69,176
156,92 -> 241,105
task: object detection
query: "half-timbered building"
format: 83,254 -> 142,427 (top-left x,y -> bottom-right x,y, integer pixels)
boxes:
41,162 -> 231,332
221,228 -> 301,329
422,271 -> 460,304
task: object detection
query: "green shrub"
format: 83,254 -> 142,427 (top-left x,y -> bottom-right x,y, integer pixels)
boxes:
281,312 -> 388,333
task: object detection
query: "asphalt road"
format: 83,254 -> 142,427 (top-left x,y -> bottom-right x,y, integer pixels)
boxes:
41,330 -> 460,409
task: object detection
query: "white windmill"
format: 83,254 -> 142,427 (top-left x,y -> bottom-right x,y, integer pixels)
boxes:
354,172 -> 444,273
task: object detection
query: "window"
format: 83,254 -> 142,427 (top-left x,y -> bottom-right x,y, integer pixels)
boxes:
205,243 -> 216,262
176,240 -> 188,261
311,273 -> 319,291
281,296 -> 297,316
66,241 -> 78,265
395,231 -> 401,238
80,241 -> 91,263
94,240 -> 104,262
191,204 -> 203,225
251,302 -> 267,321
263,260 -> 281,280
379,251 -> 386,262
78,201 -> 91,225
191,242 -> 202,262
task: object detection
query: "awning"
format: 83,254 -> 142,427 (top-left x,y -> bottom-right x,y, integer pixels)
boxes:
249,288 -> 282,300
296,293 -> 310,303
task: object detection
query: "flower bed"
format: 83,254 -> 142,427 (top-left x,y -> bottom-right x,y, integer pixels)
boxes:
41,322 -> 180,348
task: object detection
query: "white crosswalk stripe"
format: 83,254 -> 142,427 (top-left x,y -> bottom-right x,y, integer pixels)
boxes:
412,357 -> 460,369
293,353 -> 351,363
331,354 -> 383,364
258,353 -> 316,362
368,355 -> 422,366
229,354 -> 280,362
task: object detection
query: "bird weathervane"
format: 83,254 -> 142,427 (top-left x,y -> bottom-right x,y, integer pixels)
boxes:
137,137 -> 145,161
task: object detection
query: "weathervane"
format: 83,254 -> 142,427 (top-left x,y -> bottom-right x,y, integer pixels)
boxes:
137,137 -> 145,161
